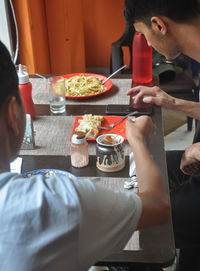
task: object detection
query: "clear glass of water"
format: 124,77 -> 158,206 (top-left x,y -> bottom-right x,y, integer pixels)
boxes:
48,76 -> 66,114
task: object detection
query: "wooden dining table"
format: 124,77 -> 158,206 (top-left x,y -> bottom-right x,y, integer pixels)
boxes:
19,75 -> 175,269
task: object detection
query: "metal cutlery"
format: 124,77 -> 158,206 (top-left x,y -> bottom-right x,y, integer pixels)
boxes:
100,111 -> 138,130
35,73 -> 48,79
102,64 -> 126,84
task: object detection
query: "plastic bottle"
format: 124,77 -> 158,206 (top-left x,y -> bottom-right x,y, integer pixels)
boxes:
132,32 -> 152,84
70,132 -> 89,168
17,64 -> 36,119
130,33 -> 152,109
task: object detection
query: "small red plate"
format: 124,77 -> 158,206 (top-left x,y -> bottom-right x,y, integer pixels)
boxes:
71,116 -> 127,140
63,73 -> 113,99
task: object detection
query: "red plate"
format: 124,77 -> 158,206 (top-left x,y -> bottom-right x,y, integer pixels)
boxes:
63,73 -> 113,99
71,116 -> 127,140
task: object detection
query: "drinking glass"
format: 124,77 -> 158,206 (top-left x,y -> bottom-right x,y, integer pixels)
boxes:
48,76 -> 66,114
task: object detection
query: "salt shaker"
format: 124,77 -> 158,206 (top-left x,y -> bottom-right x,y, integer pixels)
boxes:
70,132 -> 89,168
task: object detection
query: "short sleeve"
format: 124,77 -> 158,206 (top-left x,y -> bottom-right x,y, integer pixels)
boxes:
73,178 -> 142,268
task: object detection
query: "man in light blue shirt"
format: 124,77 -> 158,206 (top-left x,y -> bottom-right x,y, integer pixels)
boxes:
0,40 -> 170,271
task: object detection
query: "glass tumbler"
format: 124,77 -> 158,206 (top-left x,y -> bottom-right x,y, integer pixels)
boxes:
48,76 -> 66,114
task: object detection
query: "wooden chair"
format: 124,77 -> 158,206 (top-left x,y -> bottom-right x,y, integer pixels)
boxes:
110,11 -> 135,74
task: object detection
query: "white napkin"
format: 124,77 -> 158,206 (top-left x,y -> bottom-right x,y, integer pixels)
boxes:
10,157 -> 22,173
124,152 -> 138,190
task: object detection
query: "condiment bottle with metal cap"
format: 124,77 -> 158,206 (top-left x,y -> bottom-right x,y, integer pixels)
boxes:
17,64 -> 36,119
70,132 -> 89,168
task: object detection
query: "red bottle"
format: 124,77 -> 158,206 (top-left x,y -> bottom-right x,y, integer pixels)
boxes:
17,65 -> 36,119
130,33 -> 152,109
132,32 -> 152,83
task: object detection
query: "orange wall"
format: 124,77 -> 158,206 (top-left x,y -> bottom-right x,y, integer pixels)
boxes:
13,0 -> 126,74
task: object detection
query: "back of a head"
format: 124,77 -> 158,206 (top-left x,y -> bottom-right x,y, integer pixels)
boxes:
0,41 -> 19,108
125,0 -> 200,25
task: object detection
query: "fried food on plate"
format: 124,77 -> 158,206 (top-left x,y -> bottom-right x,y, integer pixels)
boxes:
75,114 -> 104,139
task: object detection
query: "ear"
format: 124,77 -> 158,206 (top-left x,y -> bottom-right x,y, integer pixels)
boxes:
6,96 -> 20,136
151,16 -> 167,35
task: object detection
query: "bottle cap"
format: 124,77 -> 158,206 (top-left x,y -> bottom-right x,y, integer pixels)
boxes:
71,132 -> 86,144
17,64 -> 29,84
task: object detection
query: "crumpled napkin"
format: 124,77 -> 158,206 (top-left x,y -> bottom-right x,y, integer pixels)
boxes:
124,152 -> 138,190
10,157 -> 22,173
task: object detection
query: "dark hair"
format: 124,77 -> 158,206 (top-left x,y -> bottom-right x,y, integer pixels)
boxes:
125,0 -> 200,25
0,40 -> 20,108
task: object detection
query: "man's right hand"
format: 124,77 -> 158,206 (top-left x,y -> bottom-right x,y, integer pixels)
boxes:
126,86 -> 176,110
126,115 -> 155,146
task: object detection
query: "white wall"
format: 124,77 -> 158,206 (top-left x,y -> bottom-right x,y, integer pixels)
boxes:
0,0 -> 14,59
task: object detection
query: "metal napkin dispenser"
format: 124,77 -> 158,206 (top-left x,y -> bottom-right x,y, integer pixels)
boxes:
21,114 -> 35,150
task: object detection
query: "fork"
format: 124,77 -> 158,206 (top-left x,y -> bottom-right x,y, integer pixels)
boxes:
100,111 -> 138,130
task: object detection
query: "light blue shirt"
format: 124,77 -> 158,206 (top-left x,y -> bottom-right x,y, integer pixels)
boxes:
0,172 -> 142,271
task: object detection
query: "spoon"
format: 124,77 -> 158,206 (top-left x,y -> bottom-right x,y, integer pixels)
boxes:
35,73 -> 48,79
102,64 -> 126,84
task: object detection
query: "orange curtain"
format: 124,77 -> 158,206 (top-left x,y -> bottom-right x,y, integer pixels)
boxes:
12,0 -> 51,74
13,0 -> 85,74
13,0 -> 125,74
45,0 -> 86,74
83,0 -> 125,68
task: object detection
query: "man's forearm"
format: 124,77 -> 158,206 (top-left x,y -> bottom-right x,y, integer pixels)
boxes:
129,138 -> 166,195
172,98 -> 200,119
130,137 -> 170,227
126,116 -> 170,228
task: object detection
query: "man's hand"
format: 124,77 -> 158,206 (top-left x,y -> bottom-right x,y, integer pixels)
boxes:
126,86 -> 176,110
180,143 -> 200,175
126,115 -> 155,146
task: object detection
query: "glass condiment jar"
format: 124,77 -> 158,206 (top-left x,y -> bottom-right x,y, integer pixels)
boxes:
70,132 -> 89,168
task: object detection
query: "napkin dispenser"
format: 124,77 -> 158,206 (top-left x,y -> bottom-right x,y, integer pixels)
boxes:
21,114 -> 35,150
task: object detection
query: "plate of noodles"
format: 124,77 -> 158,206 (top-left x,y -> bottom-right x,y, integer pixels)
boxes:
63,73 -> 113,99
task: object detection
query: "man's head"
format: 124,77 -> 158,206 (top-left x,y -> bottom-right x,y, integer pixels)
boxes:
125,0 -> 200,26
125,0 -> 200,60
0,41 -> 21,107
0,41 -> 25,165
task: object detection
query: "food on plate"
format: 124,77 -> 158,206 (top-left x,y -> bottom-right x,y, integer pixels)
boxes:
101,135 -> 119,145
75,114 -> 104,139
65,74 -> 106,97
